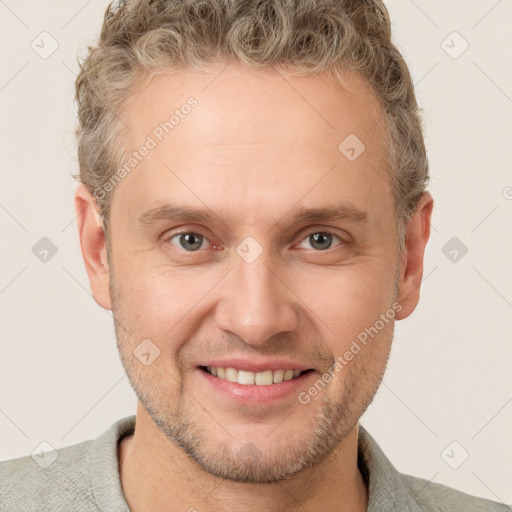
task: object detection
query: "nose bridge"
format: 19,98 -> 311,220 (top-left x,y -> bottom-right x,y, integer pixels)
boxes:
215,248 -> 298,345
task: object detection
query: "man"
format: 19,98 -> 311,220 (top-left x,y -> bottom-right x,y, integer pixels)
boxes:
0,0 -> 509,510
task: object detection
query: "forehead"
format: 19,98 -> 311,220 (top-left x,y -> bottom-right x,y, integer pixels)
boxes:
112,63 -> 390,224
122,63 -> 384,147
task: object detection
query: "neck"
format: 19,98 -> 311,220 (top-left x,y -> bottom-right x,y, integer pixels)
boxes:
119,403 -> 368,512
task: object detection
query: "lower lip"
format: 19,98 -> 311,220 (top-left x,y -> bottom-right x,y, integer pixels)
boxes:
197,368 -> 316,404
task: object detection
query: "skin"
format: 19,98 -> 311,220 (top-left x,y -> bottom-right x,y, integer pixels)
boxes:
75,63 -> 433,512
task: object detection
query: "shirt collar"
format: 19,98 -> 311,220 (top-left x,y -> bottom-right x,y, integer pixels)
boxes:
89,415 -> 134,511
358,423 -> 424,512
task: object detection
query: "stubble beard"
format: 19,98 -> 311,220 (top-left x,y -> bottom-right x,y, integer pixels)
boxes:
108,253 -> 397,484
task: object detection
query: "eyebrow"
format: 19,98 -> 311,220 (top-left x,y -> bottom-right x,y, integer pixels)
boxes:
137,201 -> 368,228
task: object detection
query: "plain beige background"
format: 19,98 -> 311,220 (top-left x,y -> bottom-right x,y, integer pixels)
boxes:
0,0 -> 511,504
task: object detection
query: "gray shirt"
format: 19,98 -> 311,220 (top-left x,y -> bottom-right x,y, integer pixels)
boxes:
1,415 -> 509,511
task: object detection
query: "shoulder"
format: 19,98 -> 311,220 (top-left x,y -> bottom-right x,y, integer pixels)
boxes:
0,439 -> 98,511
357,424 -> 510,512
400,472 -> 511,512
0,416 -> 135,512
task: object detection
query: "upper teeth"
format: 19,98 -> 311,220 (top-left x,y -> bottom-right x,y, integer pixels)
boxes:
206,367 -> 303,386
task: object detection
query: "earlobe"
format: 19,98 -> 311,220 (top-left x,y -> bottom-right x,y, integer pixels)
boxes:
74,184 -> 112,310
395,192 -> 434,320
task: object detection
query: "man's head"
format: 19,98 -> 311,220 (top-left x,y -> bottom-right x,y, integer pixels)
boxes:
74,0 -> 433,484
74,0 -> 430,253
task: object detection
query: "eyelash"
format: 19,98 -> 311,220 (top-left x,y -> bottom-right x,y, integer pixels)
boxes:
164,228 -> 346,253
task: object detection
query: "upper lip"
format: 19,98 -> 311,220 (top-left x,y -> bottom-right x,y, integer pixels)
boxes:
198,357 -> 314,373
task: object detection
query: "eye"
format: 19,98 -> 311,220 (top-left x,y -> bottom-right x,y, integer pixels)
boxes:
167,232 -> 211,251
296,231 -> 344,251
165,229 -> 345,253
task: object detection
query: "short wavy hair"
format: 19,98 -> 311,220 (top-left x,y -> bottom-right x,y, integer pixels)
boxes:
73,0 -> 429,252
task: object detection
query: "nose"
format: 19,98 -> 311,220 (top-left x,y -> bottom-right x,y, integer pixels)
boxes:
214,252 -> 298,346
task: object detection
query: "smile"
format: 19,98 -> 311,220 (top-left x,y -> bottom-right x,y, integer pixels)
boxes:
200,366 -> 313,386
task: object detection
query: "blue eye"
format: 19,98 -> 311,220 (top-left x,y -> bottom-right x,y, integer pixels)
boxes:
165,230 -> 344,253
168,232 -> 210,251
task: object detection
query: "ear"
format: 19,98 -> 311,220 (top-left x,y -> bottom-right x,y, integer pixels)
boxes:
395,192 -> 434,320
74,184 -> 112,310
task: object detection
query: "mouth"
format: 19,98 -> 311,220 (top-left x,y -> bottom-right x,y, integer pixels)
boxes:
199,366 -> 315,386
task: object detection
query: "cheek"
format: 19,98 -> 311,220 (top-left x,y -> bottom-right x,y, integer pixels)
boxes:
114,255 -> 190,316
114,238 -> 397,351
292,261 -> 395,346
113,262 -> 224,350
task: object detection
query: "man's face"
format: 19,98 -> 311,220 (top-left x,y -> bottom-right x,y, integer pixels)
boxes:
107,64 -> 401,483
